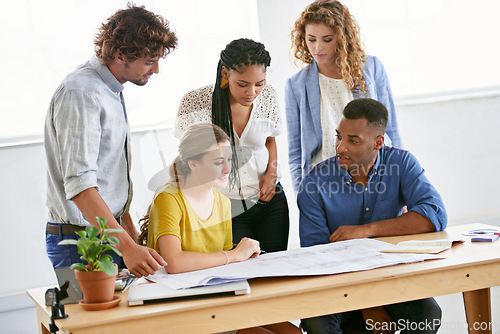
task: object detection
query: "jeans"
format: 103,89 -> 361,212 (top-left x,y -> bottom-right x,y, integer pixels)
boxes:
301,298 -> 442,334
46,222 -> 124,269
230,183 -> 290,252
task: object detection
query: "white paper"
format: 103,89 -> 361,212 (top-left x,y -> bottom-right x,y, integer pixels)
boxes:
147,238 -> 442,289
380,239 -> 464,254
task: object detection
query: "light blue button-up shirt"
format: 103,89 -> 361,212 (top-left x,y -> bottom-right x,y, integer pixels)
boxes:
44,55 -> 132,226
298,146 -> 447,247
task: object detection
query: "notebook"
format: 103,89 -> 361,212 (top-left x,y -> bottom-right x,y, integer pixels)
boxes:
128,280 -> 251,306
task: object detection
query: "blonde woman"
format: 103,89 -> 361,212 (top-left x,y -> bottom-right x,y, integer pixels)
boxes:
139,123 -> 300,334
286,0 -> 403,192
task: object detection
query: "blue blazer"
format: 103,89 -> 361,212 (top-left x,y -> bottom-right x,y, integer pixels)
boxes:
285,55 -> 403,191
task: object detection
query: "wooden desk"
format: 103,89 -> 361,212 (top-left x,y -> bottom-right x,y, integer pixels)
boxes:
28,223 -> 500,334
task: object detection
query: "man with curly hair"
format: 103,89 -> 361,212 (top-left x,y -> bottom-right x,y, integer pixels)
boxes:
44,4 -> 177,278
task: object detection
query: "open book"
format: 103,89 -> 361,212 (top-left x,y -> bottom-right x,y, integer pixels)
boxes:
380,239 -> 464,254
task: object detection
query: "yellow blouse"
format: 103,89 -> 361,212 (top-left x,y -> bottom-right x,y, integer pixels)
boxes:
147,184 -> 233,255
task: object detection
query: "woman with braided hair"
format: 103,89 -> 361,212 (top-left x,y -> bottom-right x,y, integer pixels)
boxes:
175,38 -> 290,253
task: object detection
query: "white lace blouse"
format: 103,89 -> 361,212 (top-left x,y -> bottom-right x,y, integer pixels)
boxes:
311,73 -> 353,167
174,84 -> 282,199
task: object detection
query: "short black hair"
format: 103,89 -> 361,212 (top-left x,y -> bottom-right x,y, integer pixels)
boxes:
343,98 -> 388,131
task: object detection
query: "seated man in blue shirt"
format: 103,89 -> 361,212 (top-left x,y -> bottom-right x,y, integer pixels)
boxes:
298,98 -> 447,334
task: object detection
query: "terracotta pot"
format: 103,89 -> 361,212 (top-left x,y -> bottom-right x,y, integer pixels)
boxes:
75,264 -> 118,304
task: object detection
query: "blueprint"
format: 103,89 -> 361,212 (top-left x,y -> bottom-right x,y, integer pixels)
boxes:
147,238 -> 442,289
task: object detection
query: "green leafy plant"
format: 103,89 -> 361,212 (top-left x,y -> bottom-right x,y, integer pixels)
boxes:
58,217 -> 122,276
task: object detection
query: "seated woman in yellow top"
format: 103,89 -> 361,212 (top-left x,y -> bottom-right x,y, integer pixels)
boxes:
138,123 -> 300,333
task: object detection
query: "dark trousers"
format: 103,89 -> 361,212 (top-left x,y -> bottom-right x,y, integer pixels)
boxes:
230,183 -> 289,252
301,297 -> 442,334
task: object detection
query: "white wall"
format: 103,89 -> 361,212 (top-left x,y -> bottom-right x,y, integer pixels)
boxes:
0,0 -> 261,143
257,0 -> 500,99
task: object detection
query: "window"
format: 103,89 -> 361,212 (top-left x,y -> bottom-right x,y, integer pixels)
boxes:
0,0 -> 260,144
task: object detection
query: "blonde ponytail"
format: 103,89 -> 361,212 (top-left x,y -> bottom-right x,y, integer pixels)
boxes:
138,123 -> 231,247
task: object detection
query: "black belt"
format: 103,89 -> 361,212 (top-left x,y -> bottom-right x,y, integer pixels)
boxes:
46,224 -> 86,235
46,217 -> 123,235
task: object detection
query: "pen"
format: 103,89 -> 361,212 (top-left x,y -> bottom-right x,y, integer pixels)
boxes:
232,243 -> 267,255
122,277 -> 137,292
475,231 -> 500,236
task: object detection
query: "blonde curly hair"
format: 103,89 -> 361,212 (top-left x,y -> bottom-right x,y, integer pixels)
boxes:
290,0 -> 367,96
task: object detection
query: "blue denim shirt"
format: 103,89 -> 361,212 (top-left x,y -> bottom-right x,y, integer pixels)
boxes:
44,55 -> 132,226
298,146 -> 447,247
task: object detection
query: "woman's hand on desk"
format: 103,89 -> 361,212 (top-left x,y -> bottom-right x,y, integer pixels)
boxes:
229,237 -> 261,263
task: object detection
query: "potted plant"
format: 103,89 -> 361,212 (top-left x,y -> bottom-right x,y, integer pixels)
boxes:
58,217 -> 122,306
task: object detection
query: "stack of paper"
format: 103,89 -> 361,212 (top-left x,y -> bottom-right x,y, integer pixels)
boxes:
380,239 -> 464,254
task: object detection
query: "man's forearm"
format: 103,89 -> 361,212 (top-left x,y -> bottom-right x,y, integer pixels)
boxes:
71,187 -> 136,251
264,137 -> 278,176
366,211 -> 436,237
121,212 -> 138,243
